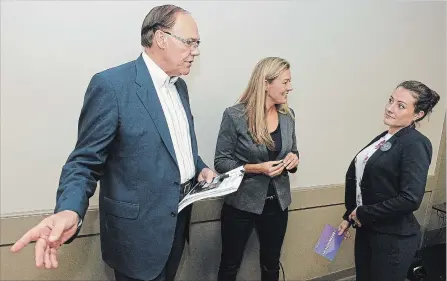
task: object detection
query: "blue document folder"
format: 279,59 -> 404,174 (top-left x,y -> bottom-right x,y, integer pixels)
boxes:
314,224 -> 344,261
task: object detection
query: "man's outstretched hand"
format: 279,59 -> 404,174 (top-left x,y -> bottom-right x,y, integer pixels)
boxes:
10,210 -> 79,269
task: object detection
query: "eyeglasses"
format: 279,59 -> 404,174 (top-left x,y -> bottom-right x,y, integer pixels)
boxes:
162,31 -> 200,49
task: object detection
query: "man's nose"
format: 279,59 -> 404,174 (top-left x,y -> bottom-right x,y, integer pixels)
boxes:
191,47 -> 200,56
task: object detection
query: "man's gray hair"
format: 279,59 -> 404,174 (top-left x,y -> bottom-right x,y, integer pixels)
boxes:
141,4 -> 188,47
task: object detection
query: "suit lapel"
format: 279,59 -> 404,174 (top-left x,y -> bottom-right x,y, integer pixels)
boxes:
366,125 -> 414,167
134,55 -> 178,166
365,132 -> 395,167
355,132 -> 386,160
175,81 -> 198,161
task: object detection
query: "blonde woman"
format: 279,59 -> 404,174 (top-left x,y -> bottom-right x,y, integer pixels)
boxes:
214,57 -> 299,281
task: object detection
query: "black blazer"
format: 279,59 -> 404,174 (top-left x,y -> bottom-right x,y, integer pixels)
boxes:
343,125 -> 432,236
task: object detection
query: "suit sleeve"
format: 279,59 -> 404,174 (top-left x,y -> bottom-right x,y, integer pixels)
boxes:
288,109 -> 299,173
214,108 -> 244,174
196,156 -> 207,175
54,73 -> 118,229
357,138 -> 432,226
343,160 -> 356,222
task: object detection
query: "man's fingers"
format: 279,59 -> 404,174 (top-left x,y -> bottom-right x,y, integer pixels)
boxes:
59,226 -> 77,245
11,227 -> 41,253
44,246 -> 51,269
49,220 -> 65,243
35,238 -> 47,268
50,247 -> 59,268
197,173 -> 204,182
197,169 -> 215,184
205,170 -> 214,183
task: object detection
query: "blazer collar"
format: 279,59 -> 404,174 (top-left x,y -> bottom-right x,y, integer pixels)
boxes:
390,123 -> 416,138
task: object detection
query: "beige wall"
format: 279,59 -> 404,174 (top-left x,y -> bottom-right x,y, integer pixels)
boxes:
424,117 -> 446,232
432,117 -> 446,206
0,176 -> 440,281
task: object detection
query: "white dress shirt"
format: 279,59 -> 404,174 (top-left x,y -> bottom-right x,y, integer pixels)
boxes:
142,52 -> 195,184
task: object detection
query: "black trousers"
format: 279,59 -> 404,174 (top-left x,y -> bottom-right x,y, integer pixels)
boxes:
114,205 -> 192,281
355,227 -> 420,281
217,199 -> 288,281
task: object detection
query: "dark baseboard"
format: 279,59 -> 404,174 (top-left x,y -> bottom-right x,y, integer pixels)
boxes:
307,267 -> 355,281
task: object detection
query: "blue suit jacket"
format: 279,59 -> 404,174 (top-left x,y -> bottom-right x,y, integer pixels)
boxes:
54,55 -> 207,280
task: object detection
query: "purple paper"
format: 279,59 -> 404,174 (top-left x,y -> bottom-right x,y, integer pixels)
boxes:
314,224 -> 344,261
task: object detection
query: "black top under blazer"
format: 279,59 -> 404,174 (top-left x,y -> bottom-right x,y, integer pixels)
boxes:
343,125 -> 433,236
214,103 -> 299,214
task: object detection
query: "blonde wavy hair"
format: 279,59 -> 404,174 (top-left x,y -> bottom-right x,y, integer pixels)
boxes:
238,57 -> 293,150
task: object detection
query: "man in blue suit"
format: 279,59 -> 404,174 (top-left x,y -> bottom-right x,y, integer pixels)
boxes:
10,4 -> 215,281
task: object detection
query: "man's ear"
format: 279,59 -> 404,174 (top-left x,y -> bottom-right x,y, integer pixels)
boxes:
154,30 -> 166,49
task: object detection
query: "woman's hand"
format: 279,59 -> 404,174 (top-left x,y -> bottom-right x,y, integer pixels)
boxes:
349,207 -> 362,227
260,160 -> 285,177
283,152 -> 299,170
337,220 -> 351,240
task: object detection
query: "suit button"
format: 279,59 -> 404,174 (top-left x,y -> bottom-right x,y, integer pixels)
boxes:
171,212 -> 176,217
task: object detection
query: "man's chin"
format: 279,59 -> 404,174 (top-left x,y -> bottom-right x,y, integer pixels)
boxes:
179,68 -> 191,76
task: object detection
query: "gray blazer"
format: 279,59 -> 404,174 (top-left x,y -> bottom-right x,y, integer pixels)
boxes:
214,103 -> 299,214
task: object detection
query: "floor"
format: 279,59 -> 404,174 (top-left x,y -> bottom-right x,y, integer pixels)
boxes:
337,277 -> 413,281
338,277 -> 355,281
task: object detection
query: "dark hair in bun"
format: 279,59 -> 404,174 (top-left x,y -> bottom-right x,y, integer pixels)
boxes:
397,80 -> 440,122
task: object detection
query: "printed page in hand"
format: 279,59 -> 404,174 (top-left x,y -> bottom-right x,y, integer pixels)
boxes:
178,166 -> 245,212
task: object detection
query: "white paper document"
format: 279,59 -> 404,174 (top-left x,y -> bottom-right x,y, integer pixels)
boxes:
178,166 -> 245,212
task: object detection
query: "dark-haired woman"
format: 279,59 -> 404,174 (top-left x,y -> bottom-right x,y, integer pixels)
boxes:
337,80 -> 441,281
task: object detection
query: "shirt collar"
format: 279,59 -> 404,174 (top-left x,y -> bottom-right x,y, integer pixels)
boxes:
142,52 -> 178,90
